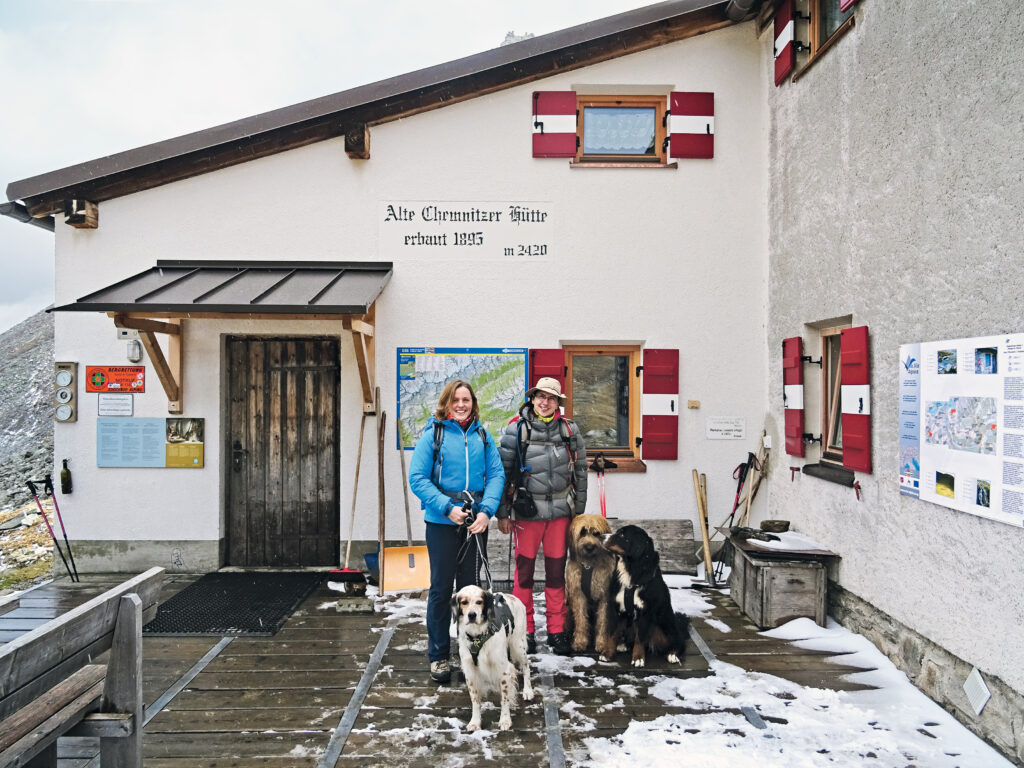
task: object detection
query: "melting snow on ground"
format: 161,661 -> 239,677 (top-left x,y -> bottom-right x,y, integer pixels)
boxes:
353,574 -> 1010,767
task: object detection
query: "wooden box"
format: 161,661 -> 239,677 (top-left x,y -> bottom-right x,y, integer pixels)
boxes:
728,545 -> 826,629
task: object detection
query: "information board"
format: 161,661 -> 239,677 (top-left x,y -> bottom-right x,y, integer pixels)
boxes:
899,333 -> 1024,527
396,348 -> 527,449
97,417 -> 204,468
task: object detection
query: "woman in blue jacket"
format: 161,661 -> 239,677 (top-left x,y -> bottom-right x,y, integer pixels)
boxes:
408,379 -> 505,683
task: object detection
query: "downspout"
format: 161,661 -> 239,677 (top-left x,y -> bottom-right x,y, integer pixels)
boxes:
0,201 -> 55,231
724,0 -> 761,21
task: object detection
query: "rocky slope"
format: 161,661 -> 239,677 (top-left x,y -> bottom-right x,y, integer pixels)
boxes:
0,310 -> 54,513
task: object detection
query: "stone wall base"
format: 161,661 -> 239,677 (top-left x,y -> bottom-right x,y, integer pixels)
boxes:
68,539 -> 224,574
830,582 -> 1023,765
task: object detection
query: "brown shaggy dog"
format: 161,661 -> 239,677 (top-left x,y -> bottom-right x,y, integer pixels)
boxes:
564,514 -> 617,658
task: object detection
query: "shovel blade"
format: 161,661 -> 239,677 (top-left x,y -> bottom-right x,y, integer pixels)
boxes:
381,546 -> 431,592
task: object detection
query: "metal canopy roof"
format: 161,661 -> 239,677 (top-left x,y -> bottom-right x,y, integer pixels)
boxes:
52,260 -> 392,316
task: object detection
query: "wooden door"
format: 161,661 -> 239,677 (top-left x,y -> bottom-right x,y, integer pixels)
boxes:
226,337 -> 339,566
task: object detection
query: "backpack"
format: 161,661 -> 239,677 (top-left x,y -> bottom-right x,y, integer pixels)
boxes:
508,415 -> 579,516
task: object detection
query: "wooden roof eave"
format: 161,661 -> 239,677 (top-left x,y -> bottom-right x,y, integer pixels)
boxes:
15,5 -> 735,218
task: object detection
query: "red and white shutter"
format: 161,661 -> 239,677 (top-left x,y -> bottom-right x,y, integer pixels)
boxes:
840,326 -> 872,473
641,349 -> 679,460
783,336 -> 805,457
668,92 -> 714,159
774,0 -> 796,86
532,91 -> 577,158
529,348 -> 565,391
839,0 -> 859,12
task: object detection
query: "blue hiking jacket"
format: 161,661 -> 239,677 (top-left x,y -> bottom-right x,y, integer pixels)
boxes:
408,416 -> 505,525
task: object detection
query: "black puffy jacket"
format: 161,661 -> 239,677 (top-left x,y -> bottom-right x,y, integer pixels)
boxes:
496,405 -> 587,520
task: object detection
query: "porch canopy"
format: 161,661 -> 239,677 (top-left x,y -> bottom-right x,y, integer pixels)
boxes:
52,260 -> 392,412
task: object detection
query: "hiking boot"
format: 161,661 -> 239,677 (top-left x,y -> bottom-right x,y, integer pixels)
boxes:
548,632 -> 571,655
526,633 -> 537,654
429,660 -> 451,684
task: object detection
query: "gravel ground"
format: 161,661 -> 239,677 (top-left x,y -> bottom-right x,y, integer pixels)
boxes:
0,501 -> 56,593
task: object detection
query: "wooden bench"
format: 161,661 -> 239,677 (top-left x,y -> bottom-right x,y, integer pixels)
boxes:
0,567 -> 165,768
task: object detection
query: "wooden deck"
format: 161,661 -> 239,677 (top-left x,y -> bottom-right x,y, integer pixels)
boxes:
0,574 -> 874,767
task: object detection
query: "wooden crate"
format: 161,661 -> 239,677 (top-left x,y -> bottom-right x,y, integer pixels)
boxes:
728,546 -> 826,629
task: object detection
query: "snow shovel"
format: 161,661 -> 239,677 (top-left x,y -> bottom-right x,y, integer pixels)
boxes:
380,414 -> 431,592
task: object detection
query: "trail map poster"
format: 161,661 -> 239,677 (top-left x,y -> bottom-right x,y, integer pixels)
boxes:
899,333 -> 1024,527
396,348 -> 527,449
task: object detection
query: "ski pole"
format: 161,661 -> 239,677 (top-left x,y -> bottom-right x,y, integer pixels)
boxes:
44,474 -> 79,582
26,480 -> 76,582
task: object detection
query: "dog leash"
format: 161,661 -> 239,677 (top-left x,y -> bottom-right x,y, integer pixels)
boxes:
454,490 -> 496,591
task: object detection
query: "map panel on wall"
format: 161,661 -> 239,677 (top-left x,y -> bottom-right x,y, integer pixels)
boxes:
899,333 -> 1024,527
396,348 -> 527,449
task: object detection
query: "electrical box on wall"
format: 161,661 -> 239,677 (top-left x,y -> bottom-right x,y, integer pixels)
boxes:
54,362 -> 78,423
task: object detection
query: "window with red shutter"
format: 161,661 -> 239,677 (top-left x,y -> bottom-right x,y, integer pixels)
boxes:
771,0 -> 857,84
532,91 -> 577,158
783,336 -> 805,457
529,348 -> 565,390
641,348 -> 679,460
840,325 -> 872,473
668,92 -> 714,159
774,0 -> 796,86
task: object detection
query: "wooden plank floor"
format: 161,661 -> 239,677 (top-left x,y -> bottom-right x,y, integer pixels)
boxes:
0,575 -> 875,767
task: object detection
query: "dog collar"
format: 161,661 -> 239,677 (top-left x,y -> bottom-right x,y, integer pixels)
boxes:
467,596 -> 516,665
625,585 -> 638,615
581,564 -> 593,598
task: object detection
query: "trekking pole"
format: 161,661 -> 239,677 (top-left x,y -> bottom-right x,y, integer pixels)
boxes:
44,474 -> 80,581
26,480 -> 76,581
589,453 -> 617,518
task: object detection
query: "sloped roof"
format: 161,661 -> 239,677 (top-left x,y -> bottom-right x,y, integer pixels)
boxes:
6,1 -> 741,218
51,261 -> 392,316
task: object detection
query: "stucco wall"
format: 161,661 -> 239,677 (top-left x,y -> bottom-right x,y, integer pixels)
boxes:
765,0 -> 1024,698
52,24 -> 769,571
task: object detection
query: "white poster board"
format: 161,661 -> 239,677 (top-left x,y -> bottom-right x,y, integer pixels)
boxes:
899,333 -> 1024,527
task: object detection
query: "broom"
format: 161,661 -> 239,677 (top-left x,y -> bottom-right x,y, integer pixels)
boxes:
329,412 -> 368,592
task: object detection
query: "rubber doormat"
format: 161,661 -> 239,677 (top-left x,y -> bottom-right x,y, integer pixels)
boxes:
143,571 -> 324,636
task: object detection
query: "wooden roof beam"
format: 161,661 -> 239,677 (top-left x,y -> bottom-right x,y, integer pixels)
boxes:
113,314 -> 182,413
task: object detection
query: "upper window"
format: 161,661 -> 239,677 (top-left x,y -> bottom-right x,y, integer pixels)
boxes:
576,96 -> 667,165
810,0 -> 855,57
564,345 -> 642,457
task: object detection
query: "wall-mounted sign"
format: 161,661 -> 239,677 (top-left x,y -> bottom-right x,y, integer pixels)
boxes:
97,417 -> 204,468
86,365 -> 145,393
899,333 -> 1024,527
380,200 -> 553,260
706,417 -> 745,440
97,393 -> 134,417
396,347 -> 527,449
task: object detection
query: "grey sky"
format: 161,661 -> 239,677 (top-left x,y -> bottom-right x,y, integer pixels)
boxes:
0,0 -> 645,333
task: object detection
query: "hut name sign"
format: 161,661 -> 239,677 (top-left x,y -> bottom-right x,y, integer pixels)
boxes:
380,200 -> 553,259
899,332 -> 1024,527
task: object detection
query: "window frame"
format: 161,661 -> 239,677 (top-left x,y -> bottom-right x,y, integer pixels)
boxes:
563,344 -> 643,464
574,95 -> 668,166
791,0 -> 857,83
820,324 -> 849,465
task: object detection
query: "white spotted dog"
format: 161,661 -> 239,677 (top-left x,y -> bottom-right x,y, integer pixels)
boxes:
452,585 -> 534,732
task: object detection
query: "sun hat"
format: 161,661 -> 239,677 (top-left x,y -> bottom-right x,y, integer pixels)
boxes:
526,376 -> 566,403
